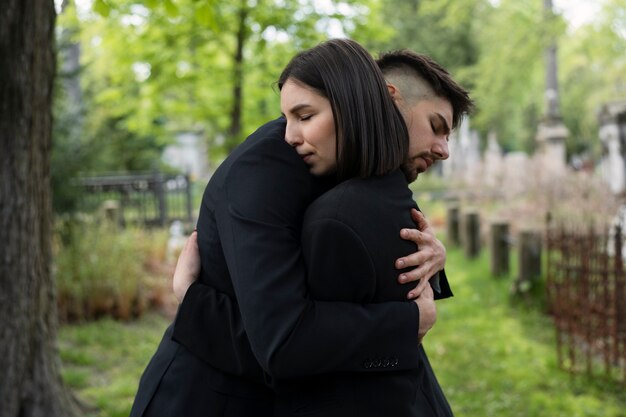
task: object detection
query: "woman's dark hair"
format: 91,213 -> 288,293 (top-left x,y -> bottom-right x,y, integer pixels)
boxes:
278,38 -> 408,182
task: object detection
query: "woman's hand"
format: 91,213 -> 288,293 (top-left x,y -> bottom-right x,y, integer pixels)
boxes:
414,284 -> 436,344
172,230 -> 201,303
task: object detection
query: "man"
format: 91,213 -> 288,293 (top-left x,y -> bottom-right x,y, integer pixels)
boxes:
130,48 -> 472,417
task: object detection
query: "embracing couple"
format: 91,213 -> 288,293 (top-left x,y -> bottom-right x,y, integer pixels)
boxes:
130,38 -> 473,417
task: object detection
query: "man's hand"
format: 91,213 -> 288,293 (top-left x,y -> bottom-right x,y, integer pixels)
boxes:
172,230 -> 201,303
414,284 -> 436,344
395,208 -> 446,299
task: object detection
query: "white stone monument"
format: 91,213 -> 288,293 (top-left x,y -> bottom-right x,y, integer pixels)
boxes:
598,101 -> 626,195
162,131 -> 210,181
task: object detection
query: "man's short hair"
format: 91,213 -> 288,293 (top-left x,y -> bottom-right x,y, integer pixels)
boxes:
376,50 -> 474,129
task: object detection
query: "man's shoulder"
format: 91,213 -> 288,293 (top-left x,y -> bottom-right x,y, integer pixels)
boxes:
216,117 -> 302,175
305,171 -> 411,224
324,171 -> 408,205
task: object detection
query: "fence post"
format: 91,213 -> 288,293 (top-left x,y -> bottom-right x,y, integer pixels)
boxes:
463,210 -> 481,258
153,170 -> 167,227
446,204 -> 460,247
512,229 -> 542,294
613,224 -> 625,382
185,173 -> 193,223
490,221 -> 510,277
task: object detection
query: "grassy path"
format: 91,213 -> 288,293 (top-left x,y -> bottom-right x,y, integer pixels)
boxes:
59,247 -> 626,417
428,247 -> 626,417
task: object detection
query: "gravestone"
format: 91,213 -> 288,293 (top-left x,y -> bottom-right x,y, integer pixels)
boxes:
444,117 -> 481,184
598,101 -> 626,195
162,131 -> 210,181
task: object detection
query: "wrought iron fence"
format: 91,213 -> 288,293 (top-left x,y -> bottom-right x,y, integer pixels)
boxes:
75,171 -> 194,227
545,220 -> 626,384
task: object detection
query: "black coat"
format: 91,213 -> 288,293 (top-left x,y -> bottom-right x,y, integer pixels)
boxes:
273,169 -> 453,417
130,118 -> 450,417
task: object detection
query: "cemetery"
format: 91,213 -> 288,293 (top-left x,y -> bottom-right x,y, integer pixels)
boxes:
3,1 -> 626,416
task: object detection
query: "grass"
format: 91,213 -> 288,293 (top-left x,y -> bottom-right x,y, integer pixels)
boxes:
58,236 -> 626,417
428,245 -> 626,417
59,313 -> 171,417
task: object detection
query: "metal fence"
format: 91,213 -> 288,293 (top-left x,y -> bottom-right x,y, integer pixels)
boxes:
75,171 -> 194,227
545,220 -> 626,384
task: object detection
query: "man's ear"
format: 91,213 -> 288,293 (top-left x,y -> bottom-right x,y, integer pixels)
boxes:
387,83 -> 401,103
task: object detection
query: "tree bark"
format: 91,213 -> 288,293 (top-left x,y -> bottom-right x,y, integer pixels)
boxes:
226,0 -> 248,152
0,2 -> 80,416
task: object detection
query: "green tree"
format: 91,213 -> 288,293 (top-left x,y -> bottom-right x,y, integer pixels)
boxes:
374,0 -> 484,72
559,0 -> 626,157
56,0 -> 388,170
464,0 -> 564,152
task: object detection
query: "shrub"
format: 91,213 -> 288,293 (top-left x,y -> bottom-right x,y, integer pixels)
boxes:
54,216 -> 171,322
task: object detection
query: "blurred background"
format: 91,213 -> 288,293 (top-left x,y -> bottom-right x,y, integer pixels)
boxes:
46,0 -> 626,416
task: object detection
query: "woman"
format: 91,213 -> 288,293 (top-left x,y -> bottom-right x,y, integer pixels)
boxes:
273,39 -> 453,416
130,38 -> 448,417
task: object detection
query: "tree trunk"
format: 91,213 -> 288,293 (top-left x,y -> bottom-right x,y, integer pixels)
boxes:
0,2 -> 80,416
226,0 -> 248,152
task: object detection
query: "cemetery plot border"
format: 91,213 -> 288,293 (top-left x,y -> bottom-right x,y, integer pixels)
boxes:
545,220 -> 626,385
75,171 -> 194,227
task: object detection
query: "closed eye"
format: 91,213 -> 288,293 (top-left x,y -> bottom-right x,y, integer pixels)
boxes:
431,113 -> 451,136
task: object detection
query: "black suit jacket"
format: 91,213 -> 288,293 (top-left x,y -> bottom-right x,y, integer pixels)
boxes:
171,118 -> 427,384
272,169 -> 453,417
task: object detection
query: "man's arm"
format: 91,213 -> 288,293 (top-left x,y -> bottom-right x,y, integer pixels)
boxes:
172,226 -> 437,380
174,132 -> 422,380
214,139 -> 422,379
397,208 -> 453,300
171,204 -> 446,381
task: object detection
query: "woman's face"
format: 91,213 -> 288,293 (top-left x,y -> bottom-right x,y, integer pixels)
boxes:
280,79 -> 337,176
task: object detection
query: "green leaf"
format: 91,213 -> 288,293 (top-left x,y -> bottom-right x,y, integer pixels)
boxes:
195,3 -> 218,31
93,0 -> 111,17
164,0 -> 179,18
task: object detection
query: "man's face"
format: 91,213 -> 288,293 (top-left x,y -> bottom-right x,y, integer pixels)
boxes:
400,96 -> 453,183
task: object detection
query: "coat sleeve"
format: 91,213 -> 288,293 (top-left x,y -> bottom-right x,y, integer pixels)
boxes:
180,136 -> 420,380
173,280 -> 267,382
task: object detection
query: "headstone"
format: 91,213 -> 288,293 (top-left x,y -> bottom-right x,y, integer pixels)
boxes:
162,131 -> 210,181
443,117 -> 482,184
101,200 -> 120,225
483,131 -> 504,188
598,101 -> 626,195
